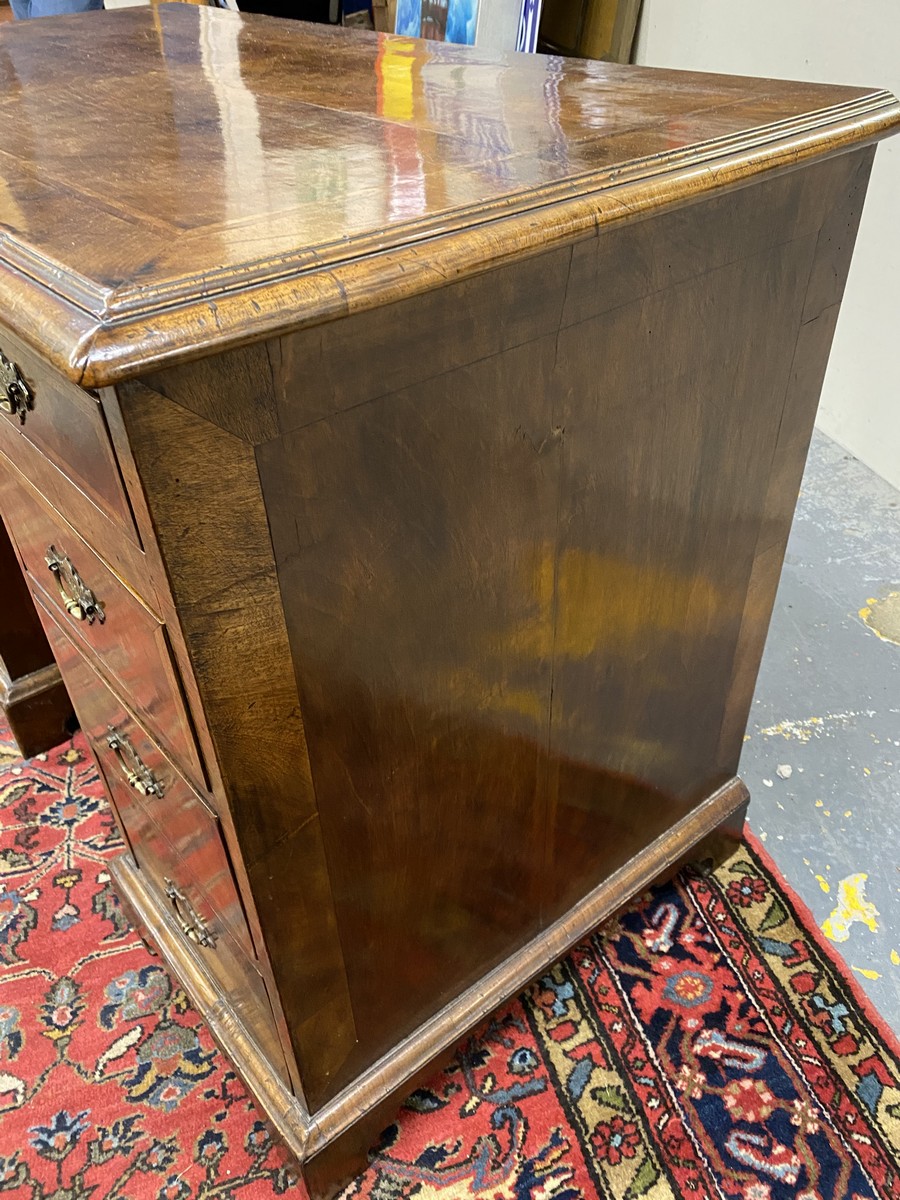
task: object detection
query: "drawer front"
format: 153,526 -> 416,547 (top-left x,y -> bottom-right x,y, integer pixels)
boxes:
0,428 -> 150,603
0,326 -> 138,545
37,607 -> 289,1083
34,595 -> 253,960
9,474 -> 205,791
115,799 -> 289,1088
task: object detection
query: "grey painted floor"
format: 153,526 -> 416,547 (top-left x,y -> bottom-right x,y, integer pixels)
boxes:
739,430 -> 900,1033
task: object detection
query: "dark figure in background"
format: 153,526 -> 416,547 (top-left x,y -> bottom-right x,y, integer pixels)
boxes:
235,0 -> 341,20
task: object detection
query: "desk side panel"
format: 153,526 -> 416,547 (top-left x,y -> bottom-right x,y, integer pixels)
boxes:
255,147 -> 873,1106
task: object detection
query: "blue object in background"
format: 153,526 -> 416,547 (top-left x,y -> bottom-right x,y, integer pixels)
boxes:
395,0 -> 421,37
396,0 -> 478,45
343,0 -> 373,18
516,0 -> 541,50
446,0 -> 477,44
11,0 -> 101,16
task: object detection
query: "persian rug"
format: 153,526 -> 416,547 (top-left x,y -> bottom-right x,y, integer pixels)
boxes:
1,721 -> 898,1200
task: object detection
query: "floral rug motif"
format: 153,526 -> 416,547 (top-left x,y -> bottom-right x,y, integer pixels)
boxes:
1,721 -> 898,1200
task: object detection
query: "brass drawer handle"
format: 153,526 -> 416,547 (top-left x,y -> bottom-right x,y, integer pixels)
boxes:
0,350 -> 33,425
45,545 -> 105,625
106,726 -> 165,797
164,878 -> 216,948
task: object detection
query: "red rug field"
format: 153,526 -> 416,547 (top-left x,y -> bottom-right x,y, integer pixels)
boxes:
0,720 -> 898,1199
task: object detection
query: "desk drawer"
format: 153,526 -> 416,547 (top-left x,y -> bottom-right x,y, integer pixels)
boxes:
117,803 -> 290,1089
0,326 -> 138,546
10,475 -> 204,790
36,592 -> 290,1090
34,595 -> 253,960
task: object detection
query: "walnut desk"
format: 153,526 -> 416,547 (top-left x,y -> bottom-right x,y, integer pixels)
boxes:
0,7 -> 897,1193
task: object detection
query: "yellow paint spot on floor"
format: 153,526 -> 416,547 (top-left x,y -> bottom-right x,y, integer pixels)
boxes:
815,875 -> 831,894
863,768 -> 871,777
844,810 -> 852,818
891,949 -> 900,967
852,966 -> 882,981
815,799 -> 824,808
759,709 -> 882,743
823,810 -> 831,817
760,716 -> 825,743
821,873 -> 880,943
859,591 -> 900,646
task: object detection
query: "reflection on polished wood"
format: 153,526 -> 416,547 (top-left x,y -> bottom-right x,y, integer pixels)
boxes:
0,7 -> 897,1194
0,5 -> 897,386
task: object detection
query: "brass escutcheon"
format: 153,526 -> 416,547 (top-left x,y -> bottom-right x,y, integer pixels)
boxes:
0,351 -> 32,424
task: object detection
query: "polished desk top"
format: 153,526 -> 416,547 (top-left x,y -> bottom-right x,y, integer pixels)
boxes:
0,4 -> 897,385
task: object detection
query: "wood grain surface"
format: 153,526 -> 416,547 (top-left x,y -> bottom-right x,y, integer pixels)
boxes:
0,5 -> 896,384
251,153 -> 871,1108
0,16 -> 897,1195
